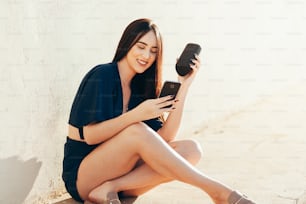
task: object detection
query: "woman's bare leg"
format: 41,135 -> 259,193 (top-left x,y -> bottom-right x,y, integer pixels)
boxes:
77,123 -> 232,203
89,139 -> 203,199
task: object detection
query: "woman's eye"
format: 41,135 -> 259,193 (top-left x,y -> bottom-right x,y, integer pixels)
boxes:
151,48 -> 158,54
137,44 -> 145,49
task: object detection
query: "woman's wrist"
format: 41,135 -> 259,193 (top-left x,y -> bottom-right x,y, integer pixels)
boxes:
180,82 -> 191,91
124,108 -> 141,124
176,83 -> 189,99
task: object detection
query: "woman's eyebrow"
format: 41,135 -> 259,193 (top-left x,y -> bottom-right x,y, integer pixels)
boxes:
137,41 -> 158,48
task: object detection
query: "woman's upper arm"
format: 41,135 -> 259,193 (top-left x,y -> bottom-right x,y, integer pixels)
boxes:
68,65 -> 116,139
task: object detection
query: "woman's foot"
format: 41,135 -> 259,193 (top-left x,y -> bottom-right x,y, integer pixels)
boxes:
227,191 -> 256,204
84,194 -> 121,204
105,192 -> 121,204
210,190 -> 256,204
87,182 -> 121,204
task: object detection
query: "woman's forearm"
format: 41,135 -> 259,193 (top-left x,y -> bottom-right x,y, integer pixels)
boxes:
158,84 -> 189,141
83,110 -> 139,145
84,96 -> 177,144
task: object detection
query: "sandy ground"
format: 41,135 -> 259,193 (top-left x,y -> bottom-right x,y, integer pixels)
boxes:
50,82 -> 306,204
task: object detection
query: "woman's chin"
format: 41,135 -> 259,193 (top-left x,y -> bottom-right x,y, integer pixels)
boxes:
135,65 -> 150,74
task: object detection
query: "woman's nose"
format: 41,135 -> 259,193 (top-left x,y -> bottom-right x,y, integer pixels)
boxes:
142,50 -> 151,59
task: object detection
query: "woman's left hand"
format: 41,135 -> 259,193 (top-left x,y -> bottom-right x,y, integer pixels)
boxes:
178,54 -> 201,87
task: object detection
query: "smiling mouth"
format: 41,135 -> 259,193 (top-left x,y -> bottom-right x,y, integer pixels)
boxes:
137,59 -> 148,66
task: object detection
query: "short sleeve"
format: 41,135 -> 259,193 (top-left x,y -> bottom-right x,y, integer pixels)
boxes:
68,63 -> 120,128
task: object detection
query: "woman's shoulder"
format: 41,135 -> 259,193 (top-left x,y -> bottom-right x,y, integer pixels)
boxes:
88,62 -> 118,76
81,62 -> 119,83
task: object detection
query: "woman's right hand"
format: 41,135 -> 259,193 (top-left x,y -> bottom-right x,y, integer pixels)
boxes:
131,95 -> 176,121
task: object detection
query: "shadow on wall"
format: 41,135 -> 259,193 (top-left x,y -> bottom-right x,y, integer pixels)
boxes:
0,156 -> 42,204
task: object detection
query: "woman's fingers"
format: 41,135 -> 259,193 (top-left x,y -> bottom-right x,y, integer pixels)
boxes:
190,54 -> 200,70
194,54 -> 201,65
158,100 -> 175,109
157,95 -> 174,104
194,53 -> 201,63
148,96 -> 176,111
136,97 -> 176,120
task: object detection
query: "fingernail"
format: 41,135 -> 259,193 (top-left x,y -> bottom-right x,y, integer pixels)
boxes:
174,99 -> 179,102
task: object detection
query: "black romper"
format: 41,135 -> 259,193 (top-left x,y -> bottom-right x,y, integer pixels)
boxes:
62,62 -> 163,202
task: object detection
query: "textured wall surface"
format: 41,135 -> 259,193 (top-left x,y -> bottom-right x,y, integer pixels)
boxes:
0,1 -> 305,203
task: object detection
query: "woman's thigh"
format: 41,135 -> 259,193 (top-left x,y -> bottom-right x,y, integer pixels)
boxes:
76,122 -> 154,200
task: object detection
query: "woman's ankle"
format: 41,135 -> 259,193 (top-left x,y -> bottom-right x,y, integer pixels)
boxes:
209,188 -> 232,204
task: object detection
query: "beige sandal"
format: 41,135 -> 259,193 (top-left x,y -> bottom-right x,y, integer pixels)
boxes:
84,192 -> 121,204
228,191 -> 256,204
105,192 -> 121,204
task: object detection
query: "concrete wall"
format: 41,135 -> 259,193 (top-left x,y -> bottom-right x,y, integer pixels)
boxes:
0,1 -> 305,203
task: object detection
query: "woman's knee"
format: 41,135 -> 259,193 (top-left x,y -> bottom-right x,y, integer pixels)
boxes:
173,139 -> 203,165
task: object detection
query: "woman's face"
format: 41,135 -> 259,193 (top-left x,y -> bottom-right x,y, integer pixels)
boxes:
126,30 -> 158,74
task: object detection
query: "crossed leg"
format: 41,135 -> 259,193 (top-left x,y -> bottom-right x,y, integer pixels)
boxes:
89,139 -> 203,200
77,123 -> 233,204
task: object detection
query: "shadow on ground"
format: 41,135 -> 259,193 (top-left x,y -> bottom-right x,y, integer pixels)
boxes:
0,156 -> 42,203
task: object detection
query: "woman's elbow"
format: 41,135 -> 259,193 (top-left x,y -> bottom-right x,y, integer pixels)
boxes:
83,135 -> 96,145
83,126 -> 98,145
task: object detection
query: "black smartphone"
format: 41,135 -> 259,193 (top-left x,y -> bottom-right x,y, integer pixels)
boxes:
159,81 -> 181,108
176,43 -> 201,76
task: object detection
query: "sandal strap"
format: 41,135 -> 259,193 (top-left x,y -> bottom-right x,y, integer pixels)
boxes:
234,197 -> 244,204
107,192 -> 121,204
109,198 -> 121,204
228,191 -> 256,204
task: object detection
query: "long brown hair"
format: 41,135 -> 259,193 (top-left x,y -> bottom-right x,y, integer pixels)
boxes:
112,18 -> 163,99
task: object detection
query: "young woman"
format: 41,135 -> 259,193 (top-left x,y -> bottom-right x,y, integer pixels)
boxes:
62,18 -> 256,204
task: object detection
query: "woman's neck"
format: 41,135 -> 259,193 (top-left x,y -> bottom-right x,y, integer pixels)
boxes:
117,58 -> 135,86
